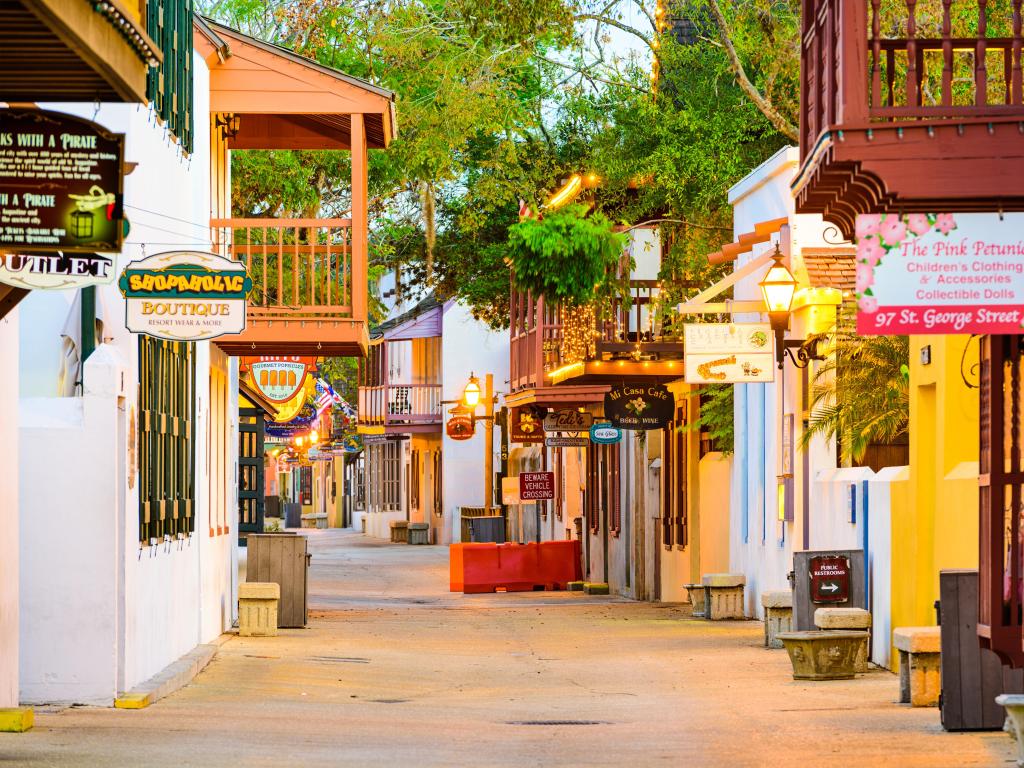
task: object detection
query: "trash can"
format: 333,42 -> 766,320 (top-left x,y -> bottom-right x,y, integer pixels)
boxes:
246,533 -> 310,628
469,516 -> 506,543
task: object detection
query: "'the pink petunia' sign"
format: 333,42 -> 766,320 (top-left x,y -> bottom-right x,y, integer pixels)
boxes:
855,212 -> 1024,335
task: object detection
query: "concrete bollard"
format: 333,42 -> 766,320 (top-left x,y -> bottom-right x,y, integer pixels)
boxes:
238,582 -> 281,637
815,607 -> 871,672
761,591 -> 794,649
702,573 -> 745,620
684,583 -> 707,617
408,522 -> 430,545
777,631 -> 864,680
996,695 -> 1024,767
894,627 -> 941,706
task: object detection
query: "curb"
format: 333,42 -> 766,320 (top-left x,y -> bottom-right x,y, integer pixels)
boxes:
114,642 -> 219,710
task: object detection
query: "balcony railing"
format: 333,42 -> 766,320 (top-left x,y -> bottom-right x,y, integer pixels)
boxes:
211,218 -> 367,355
510,281 -> 680,391
797,0 -> 1024,238
359,384 -> 442,428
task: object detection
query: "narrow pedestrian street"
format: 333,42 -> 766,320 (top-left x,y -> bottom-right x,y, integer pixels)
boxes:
0,531 -> 1014,767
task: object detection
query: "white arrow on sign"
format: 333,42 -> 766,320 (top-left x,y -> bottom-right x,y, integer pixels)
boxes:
821,583 -> 840,593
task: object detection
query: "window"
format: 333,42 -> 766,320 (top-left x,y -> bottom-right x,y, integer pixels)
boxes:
585,444 -> 621,535
661,404 -> 688,549
410,449 -> 421,510
380,439 -> 402,512
432,449 -> 443,516
607,445 -> 621,537
147,0 -> 194,152
138,337 -> 195,543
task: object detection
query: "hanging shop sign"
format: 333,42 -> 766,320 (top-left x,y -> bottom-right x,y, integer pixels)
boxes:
0,108 -> 125,253
118,251 -> 251,341
446,415 -> 475,440
519,471 -> 555,501
683,323 -> 774,384
542,409 -> 593,432
809,555 -> 851,604
589,422 -> 622,445
855,212 -> 1024,335
509,405 -> 545,444
604,383 -> 674,430
545,434 -> 589,447
242,356 -> 315,403
0,251 -> 116,290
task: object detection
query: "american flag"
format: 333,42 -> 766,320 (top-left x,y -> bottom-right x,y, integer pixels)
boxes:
316,378 -> 357,420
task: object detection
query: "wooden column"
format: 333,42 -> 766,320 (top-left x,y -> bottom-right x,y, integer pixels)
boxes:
350,113 -> 368,323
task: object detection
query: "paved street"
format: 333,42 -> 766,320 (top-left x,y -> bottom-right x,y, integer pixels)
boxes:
0,530 -> 1016,767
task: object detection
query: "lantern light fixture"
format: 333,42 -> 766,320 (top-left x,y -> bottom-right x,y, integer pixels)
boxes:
462,373 -> 481,408
757,243 -> 826,370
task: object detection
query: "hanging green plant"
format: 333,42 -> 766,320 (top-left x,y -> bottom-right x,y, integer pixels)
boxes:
507,204 -> 628,306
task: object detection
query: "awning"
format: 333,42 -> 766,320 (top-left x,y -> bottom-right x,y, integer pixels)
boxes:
0,0 -> 161,103
194,16 -> 396,151
707,217 -> 787,265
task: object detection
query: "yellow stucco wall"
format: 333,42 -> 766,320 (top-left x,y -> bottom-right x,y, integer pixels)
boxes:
888,334 -> 979,668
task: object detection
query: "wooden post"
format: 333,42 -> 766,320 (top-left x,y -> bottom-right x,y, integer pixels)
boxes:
485,374 -> 494,511
350,113 -> 368,323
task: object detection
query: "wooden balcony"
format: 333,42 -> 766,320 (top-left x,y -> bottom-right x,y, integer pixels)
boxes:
211,218 -> 367,356
358,384 -> 443,433
794,0 -> 1024,238
509,281 -> 684,400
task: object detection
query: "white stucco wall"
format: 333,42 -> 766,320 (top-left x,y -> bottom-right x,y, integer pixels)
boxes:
0,309 -> 19,708
727,147 -> 853,618
440,302 -> 510,545
18,52 -> 236,704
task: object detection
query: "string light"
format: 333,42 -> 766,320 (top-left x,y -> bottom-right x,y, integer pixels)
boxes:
561,304 -> 596,366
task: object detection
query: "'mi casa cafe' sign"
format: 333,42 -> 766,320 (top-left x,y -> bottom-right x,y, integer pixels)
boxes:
119,251 -> 251,342
604,383 -> 673,430
0,108 -> 125,253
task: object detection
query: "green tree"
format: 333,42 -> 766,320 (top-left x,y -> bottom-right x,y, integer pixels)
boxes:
801,309 -> 910,463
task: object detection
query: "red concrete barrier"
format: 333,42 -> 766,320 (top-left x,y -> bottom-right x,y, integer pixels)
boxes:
450,540 -> 582,593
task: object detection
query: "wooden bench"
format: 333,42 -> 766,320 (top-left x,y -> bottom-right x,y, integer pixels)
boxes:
702,573 -> 745,620
815,607 -> 871,672
408,522 -> 430,545
762,591 -> 793,649
894,627 -> 941,706
390,520 -> 409,543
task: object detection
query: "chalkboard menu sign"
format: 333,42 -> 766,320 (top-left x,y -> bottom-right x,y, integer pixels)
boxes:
0,108 -> 125,253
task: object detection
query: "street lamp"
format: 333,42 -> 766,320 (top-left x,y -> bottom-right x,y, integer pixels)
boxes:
758,244 -> 825,369
462,374 -> 481,408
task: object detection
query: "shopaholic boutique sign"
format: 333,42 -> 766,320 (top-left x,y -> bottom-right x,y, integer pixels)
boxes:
242,356 -> 315,403
0,251 -> 115,290
855,212 -> 1024,334
0,108 -> 125,253
604,383 -> 673,430
119,251 -> 251,342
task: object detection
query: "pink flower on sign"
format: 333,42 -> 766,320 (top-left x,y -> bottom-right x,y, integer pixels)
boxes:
880,215 -> 908,246
857,236 -> 885,266
856,214 -> 882,239
859,295 -> 878,314
935,213 -> 957,235
907,213 -> 931,236
855,262 -> 874,293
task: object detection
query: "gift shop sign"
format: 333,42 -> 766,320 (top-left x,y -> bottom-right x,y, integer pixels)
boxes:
856,212 -> 1024,334
542,409 -> 593,432
242,356 -> 315,403
119,251 -> 251,342
683,322 -> 774,384
0,251 -> 115,290
0,108 -> 125,253
509,405 -> 545,444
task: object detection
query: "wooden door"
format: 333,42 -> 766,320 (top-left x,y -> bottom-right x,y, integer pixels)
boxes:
238,407 -> 265,539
